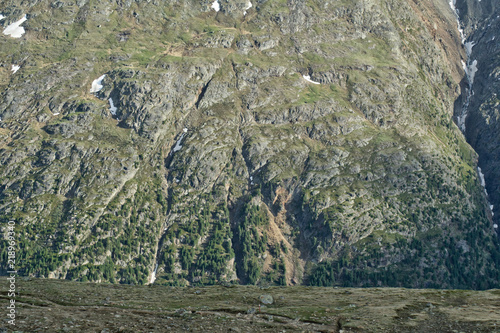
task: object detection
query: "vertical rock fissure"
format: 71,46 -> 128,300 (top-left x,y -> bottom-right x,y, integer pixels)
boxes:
451,0 -> 497,231
449,0 -> 473,132
195,79 -> 212,109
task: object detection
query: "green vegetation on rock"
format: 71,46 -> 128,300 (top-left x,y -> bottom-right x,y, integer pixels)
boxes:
0,0 -> 498,290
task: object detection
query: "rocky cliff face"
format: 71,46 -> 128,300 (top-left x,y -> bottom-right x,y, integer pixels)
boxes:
0,0 -> 499,289
453,0 -> 500,232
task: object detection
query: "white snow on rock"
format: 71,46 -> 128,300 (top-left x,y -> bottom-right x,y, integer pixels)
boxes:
448,0 -> 465,43
183,127 -> 188,133
463,43 -> 478,85
90,74 -> 106,93
173,132 -> 186,152
458,28 -> 465,44
3,15 -> 27,38
478,167 -> 495,216
244,1 -> 252,15
52,113 -> 60,116
0,14 -> 5,20
109,98 -> 117,115
458,39 -> 478,132
11,64 -> 20,73
464,41 -> 475,57
150,264 -> 158,284
478,167 -> 486,187
457,115 -> 466,132
494,224 -> 498,229
303,75 -> 321,85
211,0 -> 220,12
448,0 -> 456,11
465,59 -> 478,84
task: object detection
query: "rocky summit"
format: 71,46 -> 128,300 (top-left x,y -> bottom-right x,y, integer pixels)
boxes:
0,0 -> 499,290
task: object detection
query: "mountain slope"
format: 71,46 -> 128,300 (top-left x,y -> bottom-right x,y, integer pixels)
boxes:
0,0 -> 499,289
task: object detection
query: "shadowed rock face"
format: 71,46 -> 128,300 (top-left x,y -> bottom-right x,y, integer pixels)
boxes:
0,0 -> 499,289
454,0 -> 500,231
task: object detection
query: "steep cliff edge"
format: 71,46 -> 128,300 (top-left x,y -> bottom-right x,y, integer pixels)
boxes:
453,0 -> 500,232
0,0 -> 498,289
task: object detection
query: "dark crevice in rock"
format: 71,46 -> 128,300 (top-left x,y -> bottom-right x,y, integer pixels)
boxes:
455,0 -> 500,234
195,79 -> 212,109
228,196 -> 249,284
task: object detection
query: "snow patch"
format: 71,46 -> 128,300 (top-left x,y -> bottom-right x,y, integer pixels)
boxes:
448,0 -> 456,11
462,41 -> 477,85
457,114 -> 466,131
244,1 -> 252,15
478,167 -> 488,196
90,75 -> 106,93
457,40 -> 478,132
150,264 -> 158,284
458,27 -> 465,43
52,113 -> 60,116
183,127 -> 188,133
448,1 -> 465,43
303,75 -> 320,85
478,167 -> 486,187
173,132 -> 187,152
465,59 -> 478,85
494,224 -> 498,229
0,14 -> 5,20
478,167 -> 495,216
11,64 -> 20,73
211,0 -> 220,12
449,0 -> 481,134
109,98 -> 117,115
3,15 -> 27,38
464,41 -> 475,57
